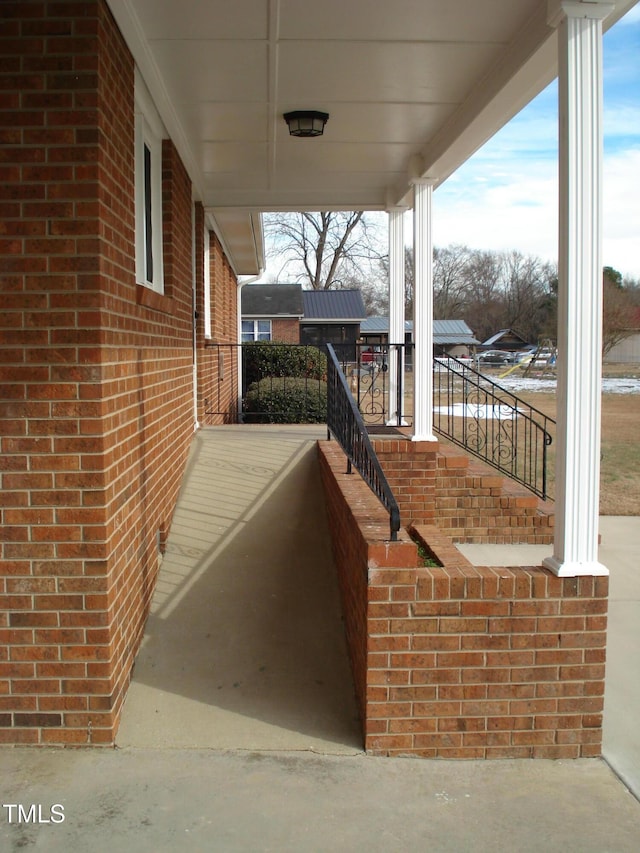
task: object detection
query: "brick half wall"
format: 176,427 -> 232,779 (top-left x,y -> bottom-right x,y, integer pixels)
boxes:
318,440 -> 608,759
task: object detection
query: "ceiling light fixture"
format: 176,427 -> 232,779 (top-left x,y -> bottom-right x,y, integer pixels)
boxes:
283,110 -> 329,138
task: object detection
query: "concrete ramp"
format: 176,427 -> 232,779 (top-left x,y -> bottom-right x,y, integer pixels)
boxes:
117,426 -> 361,753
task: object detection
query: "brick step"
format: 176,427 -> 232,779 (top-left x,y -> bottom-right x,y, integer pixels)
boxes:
435,443 -> 553,543
373,436 -> 554,544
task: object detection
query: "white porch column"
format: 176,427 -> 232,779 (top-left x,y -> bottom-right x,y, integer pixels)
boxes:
412,178 -> 437,442
387,207 -> 406,425
544,0 -> 612,577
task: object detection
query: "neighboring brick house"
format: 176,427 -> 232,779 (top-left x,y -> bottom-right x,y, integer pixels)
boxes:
241,283 -> 303,344
241,285 -> 367,355
0,1 -> 259,744
300,289 -> 366,360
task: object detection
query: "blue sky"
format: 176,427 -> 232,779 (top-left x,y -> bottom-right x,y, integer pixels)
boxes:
433,4 -> 640,279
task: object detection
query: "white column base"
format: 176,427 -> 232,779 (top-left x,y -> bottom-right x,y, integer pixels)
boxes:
387,418 -> 409,427
543,556 -> 609,577
412,432 -> 437,443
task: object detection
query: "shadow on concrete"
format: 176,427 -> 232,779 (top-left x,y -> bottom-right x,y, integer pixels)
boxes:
117,426 -> 362,752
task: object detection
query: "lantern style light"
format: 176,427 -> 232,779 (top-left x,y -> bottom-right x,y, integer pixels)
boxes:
283,110 -> 329,137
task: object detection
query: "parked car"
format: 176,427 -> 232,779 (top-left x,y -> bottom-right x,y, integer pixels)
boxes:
360,347 -> 377,363
475,350 -> 514,365
359,346 -> 385,372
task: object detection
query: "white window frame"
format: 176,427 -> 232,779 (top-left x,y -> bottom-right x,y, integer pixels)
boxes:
203,227 -> 212,339
242,319 -> 272,342
134,69 -> 165,293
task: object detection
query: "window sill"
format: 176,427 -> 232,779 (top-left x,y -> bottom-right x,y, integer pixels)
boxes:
136,284 -> 174,314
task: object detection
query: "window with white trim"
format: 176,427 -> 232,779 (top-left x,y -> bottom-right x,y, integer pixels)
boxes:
242,320 -> 272,342
135,70 -> 165,293
203,227 -> 212,339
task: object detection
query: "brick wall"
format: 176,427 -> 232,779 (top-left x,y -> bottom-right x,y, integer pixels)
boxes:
197,229 -> 239,426
317,442 -> 420,724
208,232 -> 237,344
318,440 -> 607,759
271,318 -> 300,343
0,0 -> 221,744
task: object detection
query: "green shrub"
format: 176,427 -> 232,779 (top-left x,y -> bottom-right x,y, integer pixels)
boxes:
243,377 -> 327,424
243,342 -> 327,387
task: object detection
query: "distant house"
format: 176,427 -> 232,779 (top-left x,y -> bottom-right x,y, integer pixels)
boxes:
300,289 -> 367,358
433,320 -> 480,356
361,317 -> 479,358
604,308 -> 640,363
360,317 -> 414,347
481,329 -> 531,352
241,283 -> 303,343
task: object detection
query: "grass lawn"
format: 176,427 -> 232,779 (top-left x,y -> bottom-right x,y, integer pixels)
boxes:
514,390 -> 640,516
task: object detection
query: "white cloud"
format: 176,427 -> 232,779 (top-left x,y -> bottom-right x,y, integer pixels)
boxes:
434,172 -> 559,265
433,144 -> 640,278
603,147 -> 640,276
431,15 -> 640,278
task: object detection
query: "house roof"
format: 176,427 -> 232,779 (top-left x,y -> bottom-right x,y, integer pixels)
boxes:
433,320 -> 478,345
361,317 -> 480,345
361,317 -> 413,334
301,290 -> 366,322
106,1 -> 636,274
482,328 -> 531,347
241,283 -> 303,317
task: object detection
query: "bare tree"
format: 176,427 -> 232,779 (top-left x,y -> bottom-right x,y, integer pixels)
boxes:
602,268 -> 638,356
378,246 -> 414,317
502,251 -> 557,342
396,244 -> 558,343
263,211 -> 385,290
433,244 -> 471,319
460,250 -> 504,341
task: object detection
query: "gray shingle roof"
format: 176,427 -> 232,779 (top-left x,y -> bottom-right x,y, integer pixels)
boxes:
301,289 -> 366,321
241,283 -> 303,317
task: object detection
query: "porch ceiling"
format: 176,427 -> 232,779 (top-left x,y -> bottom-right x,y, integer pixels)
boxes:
107,0 -> 636,273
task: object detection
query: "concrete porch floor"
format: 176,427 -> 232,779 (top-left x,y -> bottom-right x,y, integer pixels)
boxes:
3,426 -> 639,851
117,426 -> 639,791
116,425 -> 362,753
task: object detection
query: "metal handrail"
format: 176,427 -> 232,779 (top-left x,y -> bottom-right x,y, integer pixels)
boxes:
202,341 -> 554,502
433,355 -> 555,499
326,344 -> 401,540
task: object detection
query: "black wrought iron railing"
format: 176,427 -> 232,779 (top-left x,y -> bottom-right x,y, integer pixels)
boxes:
332,342 -> 409,427
203,342 -> 554,502
203,342 -> 327,423
432,355 -> 554,499
326,344 -> 401,541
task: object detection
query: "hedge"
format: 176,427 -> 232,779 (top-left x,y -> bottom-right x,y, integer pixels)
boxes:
243,377 -> 328,424
243,342 -> 327,387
